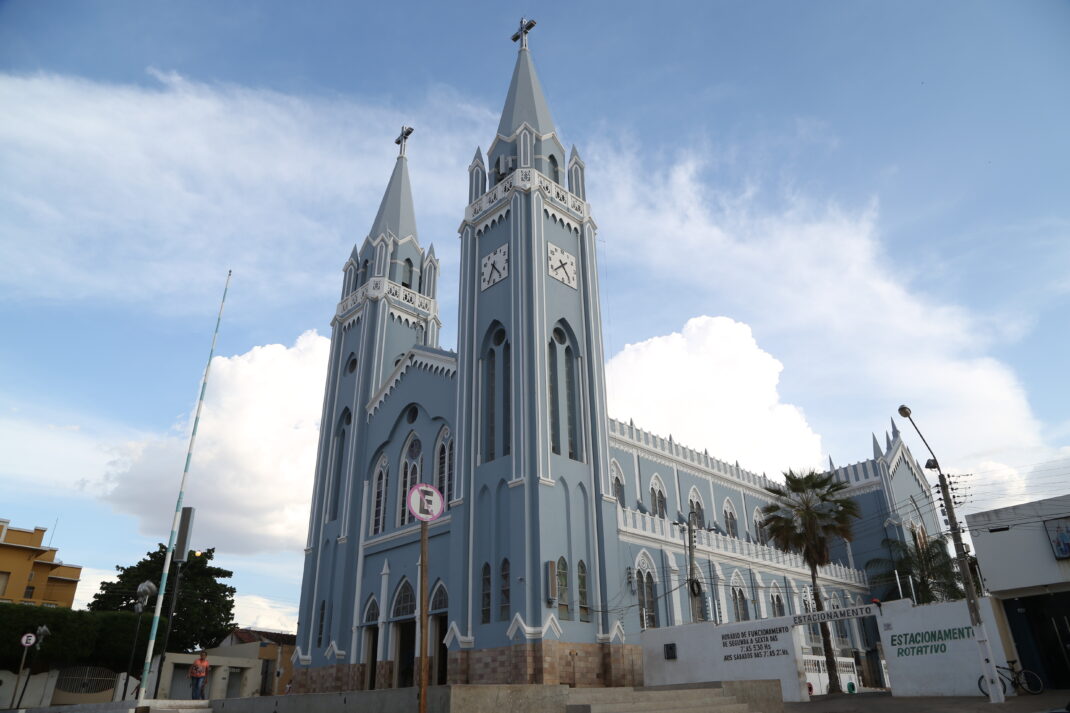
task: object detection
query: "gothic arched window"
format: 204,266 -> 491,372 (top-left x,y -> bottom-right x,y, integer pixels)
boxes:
613,476 -> 625,508
482,324 -> 511,463
753,508 -> 768,545
770,590 -> 786,617
548,154 -> 560,183
435,427 -> 453,505
688,491 -> 705,526
557,557 -> 570,620
732,586 -> 750,621
430,584 -> 448,613
328,409 -> 351,522
402,258 -> 414,288
578,560 -> 590,622
480,563 -> 491,624
399,436 -> 421,526
723,500 -> 739,538
640,571 -> 658,629
547,322 -> 583,462
317,600 -> 326,647
499,559 -> 510,621
649,478 -> 667,519
393,581 -> 416,618
371,459 -> 387,535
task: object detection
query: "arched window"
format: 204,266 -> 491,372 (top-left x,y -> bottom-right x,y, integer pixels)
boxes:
557,557 -> 570,620
548,154 -> 560,183
364,597 -> 380,624
480,563 -> 491,624
360,259 -> 370,284
430,584 -> 448,613
753,508 -> 768,545
613,476 -> 625,508
638,571 -> 658,629
731,586 -> 750,621
317,600 -> 326,647
399,436 -> 421,526
548,323 -> 582,461
328,409 -> 351,522
723,500 -> 739,538
499,559 -> 510,621
435,428 -> 453,505
344,265 -> 355,296
770,590 -> 786,617
578,560 -> 590,622
393,581 -> 416,618
688,491 -> 705,526
371,459 -> 387,535
402,258 -> 414,288
649,478 -> 667,519
482,325 -> 510,462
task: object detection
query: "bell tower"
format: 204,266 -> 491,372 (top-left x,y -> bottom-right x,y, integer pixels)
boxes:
453,18 -> 615,662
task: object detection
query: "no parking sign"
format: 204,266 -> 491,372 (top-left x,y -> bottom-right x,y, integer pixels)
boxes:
407,483 -> 445,522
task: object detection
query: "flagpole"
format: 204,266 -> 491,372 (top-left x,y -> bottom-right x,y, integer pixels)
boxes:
137,270 -> 232,703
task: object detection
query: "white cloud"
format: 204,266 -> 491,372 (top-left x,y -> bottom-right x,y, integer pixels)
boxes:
72,566 -> 117,610
0,71 -> 487,317
102,330 -> 329,554
587,142 -> 1053,492
606,316 -> 821,477
233,594 -> 298,633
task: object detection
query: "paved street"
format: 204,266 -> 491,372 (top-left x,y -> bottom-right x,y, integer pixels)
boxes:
786,690 -> 1070,713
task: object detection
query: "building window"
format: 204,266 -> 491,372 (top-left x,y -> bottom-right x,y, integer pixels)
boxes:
548,339 -> 560,455
548,323 -> 583,461
771,592 -> 786,617
638,571 -> 658,629
689,495 -> 705,526
557,557 -> 570,620
399,437 -> 421,526
431,585 -> 448,613
317,600 -> 326,647
502,342 -> 511,456
482,326 -> 510,463
393,581 -> 416,618
481,563 -> 491,624
402,258 -> 414,288
753,509 -> 768,545
723,501 -> 739,538
578,560 -> 590,622
548,154 -> 560,183
613,476 -> 625,507
371,463 -> 387,535
650,483 -> 667,519
732,587 -> 749,621
499,559 -> 510,621
329,410 -> 351,522
435,428 -> 453,505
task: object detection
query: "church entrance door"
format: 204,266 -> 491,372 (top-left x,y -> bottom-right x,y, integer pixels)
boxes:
364,625 -> 379,690
395,619 -> 416,688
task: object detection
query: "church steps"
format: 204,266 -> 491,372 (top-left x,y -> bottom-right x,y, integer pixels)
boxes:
566,687 -> 753,713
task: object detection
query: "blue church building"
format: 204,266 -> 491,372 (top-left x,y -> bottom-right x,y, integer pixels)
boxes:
294,23 -> 937,692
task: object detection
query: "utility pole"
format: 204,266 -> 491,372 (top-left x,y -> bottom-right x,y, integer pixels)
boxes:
898,405 -> 1004,704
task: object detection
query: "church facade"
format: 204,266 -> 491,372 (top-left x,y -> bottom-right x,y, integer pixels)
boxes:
294,25 -> 930,692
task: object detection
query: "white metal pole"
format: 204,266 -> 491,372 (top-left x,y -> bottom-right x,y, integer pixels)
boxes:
137,271 -> 231,704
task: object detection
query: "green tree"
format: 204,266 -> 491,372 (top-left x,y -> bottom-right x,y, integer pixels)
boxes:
762,470 -> 860,695
89,545 -> 236,652
865,534 -> 964,604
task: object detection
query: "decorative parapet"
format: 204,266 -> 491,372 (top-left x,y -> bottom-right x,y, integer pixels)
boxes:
465,168 -> 587,224
608,417 -> 777,492
336,277 -> 436,322
617,507 -> 868,588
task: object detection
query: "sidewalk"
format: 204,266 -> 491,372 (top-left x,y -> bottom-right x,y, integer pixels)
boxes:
785,690 -> 1070,713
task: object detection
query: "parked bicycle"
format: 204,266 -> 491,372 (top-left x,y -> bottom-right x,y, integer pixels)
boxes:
977,659 -> 1044,696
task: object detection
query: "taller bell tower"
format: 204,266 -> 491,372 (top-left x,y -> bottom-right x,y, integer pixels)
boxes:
453,19 -> 617,662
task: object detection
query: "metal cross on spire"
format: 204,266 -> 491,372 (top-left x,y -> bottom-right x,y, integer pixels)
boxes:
511,17 -> 536,50
395,125 -> 414,157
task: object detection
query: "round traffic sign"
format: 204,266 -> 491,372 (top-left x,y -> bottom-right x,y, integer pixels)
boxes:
407,483 -> 445,522
20,633 -> 36,647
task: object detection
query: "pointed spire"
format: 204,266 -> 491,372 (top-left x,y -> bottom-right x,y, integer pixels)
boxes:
885,431 -> 892,450
828,455 -> 836,472
497,19 -> 556,137
426,243 -> 436,259
890,416 -> 900,440
470,147 -> 485,169
872,434 -> 882,460
368,128 -> 418,241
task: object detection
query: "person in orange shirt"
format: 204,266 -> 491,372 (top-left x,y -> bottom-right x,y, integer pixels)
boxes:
188,651 -> 209,699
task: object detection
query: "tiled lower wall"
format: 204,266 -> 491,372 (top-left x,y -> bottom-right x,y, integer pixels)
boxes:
294,641 -> 642,693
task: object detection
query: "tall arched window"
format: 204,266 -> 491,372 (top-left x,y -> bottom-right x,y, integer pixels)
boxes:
435,427 -> 453,505
642,571 -> 658,629
649,478 -> 667,519
753,508 -> 768,545
329,410 -> 351,522
548,154 -> 560,183
499,559 -> 510,621
723,500 -> 739,538
578,560 -> 590,622
393,581 -> 416,618
771,590 -> 786,617
613,476 -> 625,507
548,323 -> 583,461
732,586 -> 750,621
371,459 -> 387,535
402,258 -> 414,288
688,491 -> 705,526
317,600 -> 326,646
399,436 -> 421,526
557,557 -> 570,620
480,563 -> 491,624
360,259 -> 370,284
482,325 -> 510,462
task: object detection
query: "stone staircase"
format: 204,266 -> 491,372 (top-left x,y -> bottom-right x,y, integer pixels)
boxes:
566,686 -> 758,713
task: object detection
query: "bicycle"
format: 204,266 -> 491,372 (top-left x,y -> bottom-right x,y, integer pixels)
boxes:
977,659 -> 1044,696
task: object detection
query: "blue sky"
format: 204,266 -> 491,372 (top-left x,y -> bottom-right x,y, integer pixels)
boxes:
1,1 -> 1067,630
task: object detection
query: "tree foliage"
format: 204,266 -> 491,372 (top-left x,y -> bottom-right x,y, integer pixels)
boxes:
88,545 -> 236,652
762,469 -> 860,694
865,534 -> 965,604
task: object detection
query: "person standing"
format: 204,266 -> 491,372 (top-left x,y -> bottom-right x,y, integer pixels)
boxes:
188,651 -> 209,700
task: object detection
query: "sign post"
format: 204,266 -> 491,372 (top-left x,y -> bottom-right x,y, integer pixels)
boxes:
407,483 -> 445,713
10,634 -> 36,708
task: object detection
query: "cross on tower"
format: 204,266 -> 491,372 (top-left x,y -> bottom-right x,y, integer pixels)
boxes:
395,125 -> 414,157
511,17 -> 536,50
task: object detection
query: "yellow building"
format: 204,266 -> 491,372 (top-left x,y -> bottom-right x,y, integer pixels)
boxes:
0,518 -> 82,607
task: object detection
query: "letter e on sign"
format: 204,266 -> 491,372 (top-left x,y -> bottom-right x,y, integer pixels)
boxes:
21,633 -> 36,647
407,483 -> 445,522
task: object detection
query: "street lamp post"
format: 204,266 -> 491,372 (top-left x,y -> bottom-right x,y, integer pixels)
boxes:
124,581 -> 158,701
896,405 -> 1004,704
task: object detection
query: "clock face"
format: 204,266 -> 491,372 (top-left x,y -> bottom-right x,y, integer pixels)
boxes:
546,242 -> 578,289
480,244 -> 509,291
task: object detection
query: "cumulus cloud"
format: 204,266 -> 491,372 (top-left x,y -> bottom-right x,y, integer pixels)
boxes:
0,71 -> 488,318
72,566 -> 118,610
606,316 -> 821,477
233,594 -> 299,632
587,142 -> 1053,497
102,330 -> 329,554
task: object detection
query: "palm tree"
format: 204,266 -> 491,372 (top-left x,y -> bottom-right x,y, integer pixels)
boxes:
762,470 -> 860,695
865,534 -> 964,604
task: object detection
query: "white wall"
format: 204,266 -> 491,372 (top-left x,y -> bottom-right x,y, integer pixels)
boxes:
877,597 -> 1010,697
642,617 -> 812,702
966,494 -> 1070,596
